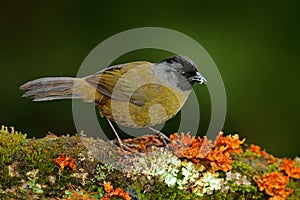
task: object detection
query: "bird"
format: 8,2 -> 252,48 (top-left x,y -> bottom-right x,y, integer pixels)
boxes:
20,55 -> 207,153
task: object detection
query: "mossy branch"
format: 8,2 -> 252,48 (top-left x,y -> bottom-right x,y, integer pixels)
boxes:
0,126 -> 299,200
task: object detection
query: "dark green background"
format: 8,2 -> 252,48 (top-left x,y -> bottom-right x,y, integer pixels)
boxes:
1,1 -> 299,157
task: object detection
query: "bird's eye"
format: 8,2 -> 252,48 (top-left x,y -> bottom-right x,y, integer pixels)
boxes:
181,71 -> 187,76
166,59 -> 173,64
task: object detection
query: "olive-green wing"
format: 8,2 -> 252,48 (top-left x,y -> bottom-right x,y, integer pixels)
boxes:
83,61 -> 153,106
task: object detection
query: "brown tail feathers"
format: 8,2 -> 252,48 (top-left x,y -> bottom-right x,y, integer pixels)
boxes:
20,77 -> 81,101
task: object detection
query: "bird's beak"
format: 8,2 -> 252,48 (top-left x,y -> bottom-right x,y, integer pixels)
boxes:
192,72 -> 207,84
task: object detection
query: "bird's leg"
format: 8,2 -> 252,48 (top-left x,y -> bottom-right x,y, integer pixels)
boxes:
147,127 -> 171,146
106,118 -> 128,157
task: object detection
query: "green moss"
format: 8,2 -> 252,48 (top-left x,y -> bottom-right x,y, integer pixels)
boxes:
243,149 -> 261,158
231,160 -> 258,179
287,179 -> 300,200
136,179 -> 196,200
227,183 -> 265,199
0,126 -> 94,198
0,126 -> 26,164
85,163 -> 115,197
130,179 -> 265,200
0,126 -> 27,189
266,162 -> 280,173
202,187 -> 266,200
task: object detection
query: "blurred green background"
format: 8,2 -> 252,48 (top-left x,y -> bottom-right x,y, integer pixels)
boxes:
1,1 -> 299,157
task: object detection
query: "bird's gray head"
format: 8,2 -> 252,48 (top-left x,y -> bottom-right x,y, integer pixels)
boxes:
155,55 -> 207,91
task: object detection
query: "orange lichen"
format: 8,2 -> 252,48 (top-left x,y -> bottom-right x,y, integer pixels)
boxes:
54,154 -> 76,170
250,144 -> 277,164
256,172 -> 293,199
214,132 -> 245,154
169,132 -> 194,146
169,132 -> 245,172
204,133 -> 245,171
169,133 -> 212,160
206,146 -> 233,172
280,158 -> 300,179
250,144 -> 267,156
102,182 -> 131,200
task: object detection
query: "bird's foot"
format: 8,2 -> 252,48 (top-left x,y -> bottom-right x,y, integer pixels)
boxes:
147,127 -> 171,147
110,140 -> 143,156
